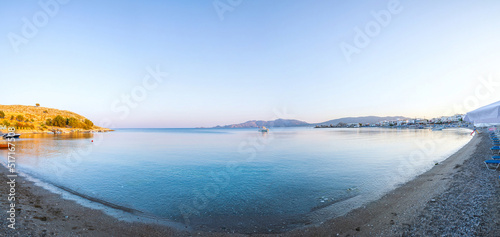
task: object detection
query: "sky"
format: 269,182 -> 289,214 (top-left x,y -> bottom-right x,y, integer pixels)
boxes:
1,0 -> 500,128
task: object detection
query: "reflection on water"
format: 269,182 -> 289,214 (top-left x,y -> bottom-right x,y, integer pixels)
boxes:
4,133 -> 95,170
0,128 -> 472,233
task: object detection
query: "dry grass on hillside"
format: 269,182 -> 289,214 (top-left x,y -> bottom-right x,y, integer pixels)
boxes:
0,105 -> 86,121
0,104 -> 107,132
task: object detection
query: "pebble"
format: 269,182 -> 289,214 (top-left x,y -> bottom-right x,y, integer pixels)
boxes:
392,134 -> 499,236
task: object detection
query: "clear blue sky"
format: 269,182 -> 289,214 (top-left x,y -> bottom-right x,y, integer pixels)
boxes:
2,0 -> 500,128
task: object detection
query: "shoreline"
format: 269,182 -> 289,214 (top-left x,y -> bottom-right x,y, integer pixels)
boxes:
0,129 -> 114,135
0,164 -> 193,236
1,130 -> 494,236
279,131 -> 498,236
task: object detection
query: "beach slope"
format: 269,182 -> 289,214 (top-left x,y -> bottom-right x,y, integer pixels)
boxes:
281,132 -> 499,236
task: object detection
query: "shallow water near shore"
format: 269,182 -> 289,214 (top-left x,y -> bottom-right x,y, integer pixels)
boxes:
0,127 -> 473,233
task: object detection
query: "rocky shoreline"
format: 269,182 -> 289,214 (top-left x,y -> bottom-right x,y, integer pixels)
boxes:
1,128 -> 113,135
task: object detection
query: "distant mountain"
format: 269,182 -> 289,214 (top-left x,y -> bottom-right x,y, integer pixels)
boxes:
212,116 -> 412,128
314,116 -> 411,125
214,119 -> 309,128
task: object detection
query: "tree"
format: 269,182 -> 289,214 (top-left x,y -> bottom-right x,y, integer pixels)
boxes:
2,120 -> 10,127
53,115 -> 66,127
46,118 -> 52,126
84,119 -> 94,128
15,122 -> 25,129
36,103 -> 40,107
16,115 -> 24,121
0,111 -> 4,118
67,117 -> 81,128
10,115 -> 14,120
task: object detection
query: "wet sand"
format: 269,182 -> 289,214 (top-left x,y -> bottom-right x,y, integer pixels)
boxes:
1,132 -> 498,236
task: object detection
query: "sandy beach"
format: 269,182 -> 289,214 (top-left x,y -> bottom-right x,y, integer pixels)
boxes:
1,131 -> 498,236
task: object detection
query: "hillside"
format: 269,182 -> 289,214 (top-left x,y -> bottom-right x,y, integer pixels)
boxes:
314,116 -> 411,126
213,116 -> 412,128
0,104 -> 110,133
214,119 -> 309,128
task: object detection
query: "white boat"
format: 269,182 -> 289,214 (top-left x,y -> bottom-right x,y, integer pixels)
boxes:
431,127 -> 443,131
258,126 -> 269,132
2,133 -> 21,139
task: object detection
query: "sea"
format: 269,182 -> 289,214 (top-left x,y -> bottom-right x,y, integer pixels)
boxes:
0,127 -> 473,233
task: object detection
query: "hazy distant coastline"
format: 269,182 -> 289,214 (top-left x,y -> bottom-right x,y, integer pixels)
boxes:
212,116 -> 409,128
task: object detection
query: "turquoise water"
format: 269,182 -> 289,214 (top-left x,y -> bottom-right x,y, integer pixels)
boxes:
0,127 -> 472,233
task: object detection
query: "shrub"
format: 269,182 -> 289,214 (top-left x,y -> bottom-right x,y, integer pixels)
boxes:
67,117 -> 81,128
16,115 -> 24,121
15,122 -> 34,130
84,119 -> 94,128
14,122 -> 24,129
0,111 -> 4,118
52,115 -> 66,127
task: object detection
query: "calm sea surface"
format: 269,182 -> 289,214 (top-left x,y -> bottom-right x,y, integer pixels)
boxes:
0,127 -> 472,232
